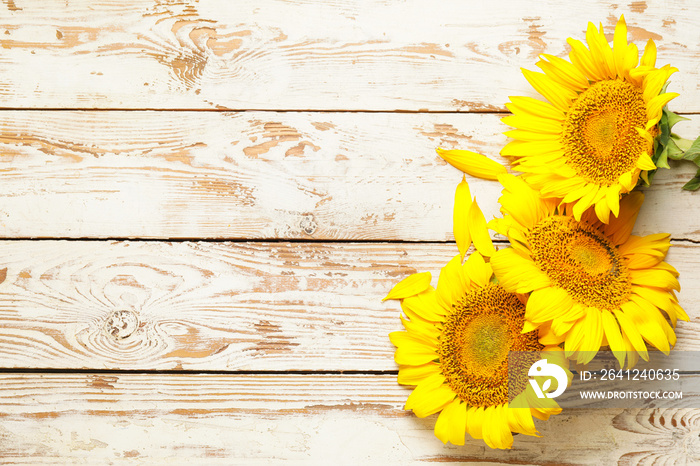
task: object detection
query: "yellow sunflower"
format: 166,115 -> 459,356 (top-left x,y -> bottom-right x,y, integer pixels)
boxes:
385,179 -> 564,449
489,174 -> 689,368
501,15 -> 678,223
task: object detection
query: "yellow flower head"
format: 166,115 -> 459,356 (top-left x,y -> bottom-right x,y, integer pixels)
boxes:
501,15 -> 678,223
489,174 -> 689,368
385,181 -> 564,449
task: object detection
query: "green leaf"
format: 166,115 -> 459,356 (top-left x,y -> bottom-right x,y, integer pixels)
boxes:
663,108 -> 689,131
665,138 -> 684,162
682,170 -> 700,191
659,110 -> 670,142
651,131 -> 665,165
671,134 -> 694,151
643,169 -> 657,186
655,145 -> 670,169
682,135 -> 700,164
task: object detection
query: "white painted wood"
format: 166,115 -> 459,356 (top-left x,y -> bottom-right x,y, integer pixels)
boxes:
0,111 -> 698,241
2,1 -> 700,463
0,1 -> 698,111
0,240 -> 696,371
1,373 -> 698,464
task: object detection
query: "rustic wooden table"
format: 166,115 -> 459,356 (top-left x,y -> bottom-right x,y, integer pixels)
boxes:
1,1 -> 699,463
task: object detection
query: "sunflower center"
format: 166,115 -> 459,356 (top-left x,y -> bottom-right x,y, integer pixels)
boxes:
459,315 -> 510,378
438,284 -> 542,407
561,80 -> 649,185
528,216 -> 631,309
571,236 -> 614,274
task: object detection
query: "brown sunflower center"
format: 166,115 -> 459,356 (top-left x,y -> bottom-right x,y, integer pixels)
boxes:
561,80 -> 649,185
528,216 -> 631,309
438,284 -> 542,407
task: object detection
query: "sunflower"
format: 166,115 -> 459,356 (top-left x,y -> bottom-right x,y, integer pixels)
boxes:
500,15 -> 678,223
489,174 -> 689,368
385,179 -> 564,449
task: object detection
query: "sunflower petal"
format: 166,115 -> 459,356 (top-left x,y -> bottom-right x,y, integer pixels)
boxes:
601,310 -> 625,367
578,307 -> 603,363
647,92 -> 679,122
613,15 -> 632,78
469,201 -> 495,257
483,405 -> 513,449
537,54 -> 590,91
437,255 -> 469,309
466,406 -> 485,440
434,398 -> 460,444
448,400 -> 468,445
594,198 -> 611,224
636,152 -> 656,171
464,251 -> 492,287
498,174 -> 548,228
622,300 -> 670,354
491,248 -> 551,294
384,271 -> 432,301
506,96 -> 566,121
568,38 -> 604,81
605,191 -> 644,245
397,362 -> 441,385
437,148 -> 507,181
526,287 -> 574,323
613,308 -> 648,360
393,338 -> 439,366
399,314 -> 439,344
564,319 -> 586,357
640,39 -> 657,67
630,294 -> 676,348
502,113 -> 564,134
605,185 -> 622,218
643,69 -> 671,103
586,22 -> 614,79
454,176 -> 472,261
507,405 -> 538,436
435,398 -> 468,445
550,317 -> 576,337
572,185 -> 600,221
402,288 -> 444,322
405,374 -> 454,418
619,233 -> 670,258
630,268 -> 680,292
501,139 -> 563,157
521,68 -> 577,112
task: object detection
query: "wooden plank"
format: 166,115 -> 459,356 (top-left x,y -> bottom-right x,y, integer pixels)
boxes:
1,110 -> 699,241
0,1 -> 699,111
0,372 -> 697,463
0,240 -> 697,371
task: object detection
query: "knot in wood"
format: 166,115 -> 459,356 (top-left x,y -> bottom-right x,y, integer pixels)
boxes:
104,309 -> 139,340
300,213 -> 317,236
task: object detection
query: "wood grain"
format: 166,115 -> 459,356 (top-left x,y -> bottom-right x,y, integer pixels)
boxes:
0,372 -> 699,464
0,1 -> 698,111
2,2 -> 700,463
1,110 -> 699,241
0,240 -> 696,371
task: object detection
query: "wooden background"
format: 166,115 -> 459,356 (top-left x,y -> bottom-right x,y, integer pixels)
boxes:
1,1 -> 699,463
